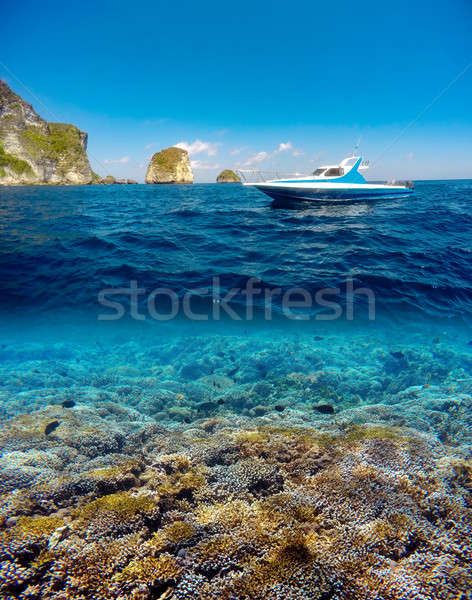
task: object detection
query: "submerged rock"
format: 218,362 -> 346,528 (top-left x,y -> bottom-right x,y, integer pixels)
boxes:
145,146 -> 193,184
0,80 -> 93,185
216,169 -> 241,183
44,420 -> 61,435
313,403 -> 335,414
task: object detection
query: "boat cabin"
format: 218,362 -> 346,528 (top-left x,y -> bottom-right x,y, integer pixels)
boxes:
312,157 -> 367,178
313,166 -> 344,177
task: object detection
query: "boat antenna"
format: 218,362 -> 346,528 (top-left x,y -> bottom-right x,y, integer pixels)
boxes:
354,136 -> 361,155
347,136 -> 361,157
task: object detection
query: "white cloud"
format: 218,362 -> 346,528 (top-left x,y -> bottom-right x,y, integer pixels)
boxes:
175,139 -> 220,157
275,142 -> 293,153
190,160 -> 221,170
103,156 -> 130,164
230,147 -> 245,156
241,151 -> 269,167
276,141 -> 305,157
239,142 -> 298,167
406,152 -> 415,160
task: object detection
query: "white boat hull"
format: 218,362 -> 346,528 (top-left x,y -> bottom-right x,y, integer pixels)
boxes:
245,181 -> 414,202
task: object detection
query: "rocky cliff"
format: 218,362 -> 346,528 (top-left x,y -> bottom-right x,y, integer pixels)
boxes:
216,169 -> 241,183
145,146 -> 193,184
0,81 -> 93,185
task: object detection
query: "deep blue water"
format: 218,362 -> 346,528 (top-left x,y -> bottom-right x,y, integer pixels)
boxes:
0,180 -> 471,317
0,181 -> 472,430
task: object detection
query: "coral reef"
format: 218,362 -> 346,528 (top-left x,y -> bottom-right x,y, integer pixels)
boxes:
2,328 -> 472,446
0,411 -> 471,599
1,326 -> 471,598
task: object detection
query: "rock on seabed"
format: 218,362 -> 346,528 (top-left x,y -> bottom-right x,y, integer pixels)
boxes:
145,146 -> 193,184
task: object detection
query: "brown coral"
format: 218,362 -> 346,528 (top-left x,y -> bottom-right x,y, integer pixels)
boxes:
0,421 -> 471,600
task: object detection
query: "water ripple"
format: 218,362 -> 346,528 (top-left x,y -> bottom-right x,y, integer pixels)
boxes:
0,181 -> 471,317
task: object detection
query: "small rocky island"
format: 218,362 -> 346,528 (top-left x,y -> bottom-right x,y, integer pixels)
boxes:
101,175 -> 138,185
0,81 -> 95,185
216,169 -> 241,183
145,146 -> 193,184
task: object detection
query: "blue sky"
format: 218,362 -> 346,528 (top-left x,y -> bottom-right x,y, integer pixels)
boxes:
2,0 -> 471,181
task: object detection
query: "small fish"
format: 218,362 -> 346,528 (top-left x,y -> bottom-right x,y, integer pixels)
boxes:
313,336 -> 323,341
61,399 -> 75,408
44,420 -> 61,436
390,351 -> 405,360
274,404 -> 285,412
313,403 -> 335,415
217,398 -> 225,405
227,366 -> 238,377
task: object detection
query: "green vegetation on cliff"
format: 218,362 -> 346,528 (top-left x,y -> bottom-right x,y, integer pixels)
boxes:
0,81 -> 93,184
0,142 -> 32,176
150,147 -> 186,173
145,146 -> 193,184
20,123 -> 85,164
217,169 -> 241,183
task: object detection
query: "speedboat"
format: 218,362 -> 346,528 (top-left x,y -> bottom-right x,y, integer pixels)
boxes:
240,156 -> 414,202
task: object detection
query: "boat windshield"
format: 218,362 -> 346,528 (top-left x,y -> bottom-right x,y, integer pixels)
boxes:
313,168 -> 326,176
324,167 -> 344,176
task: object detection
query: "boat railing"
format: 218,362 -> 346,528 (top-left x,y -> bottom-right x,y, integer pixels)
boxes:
368,179 -> 414,189
237,169 -> 308,183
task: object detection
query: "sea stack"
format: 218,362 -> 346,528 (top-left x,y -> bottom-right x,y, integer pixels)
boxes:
0,80 -> 93,185
145,146 -> 193,184
216,169 -> 241,183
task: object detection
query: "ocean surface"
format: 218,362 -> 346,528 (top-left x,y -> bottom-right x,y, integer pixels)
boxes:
1,180 -> 472,318
0,180 -> 472,431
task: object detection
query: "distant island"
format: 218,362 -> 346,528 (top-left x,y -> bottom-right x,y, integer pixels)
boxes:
145,146 -> 193,184
216,169 -> 241,183
0,82 -> 241,186
101,175 -> 138,185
